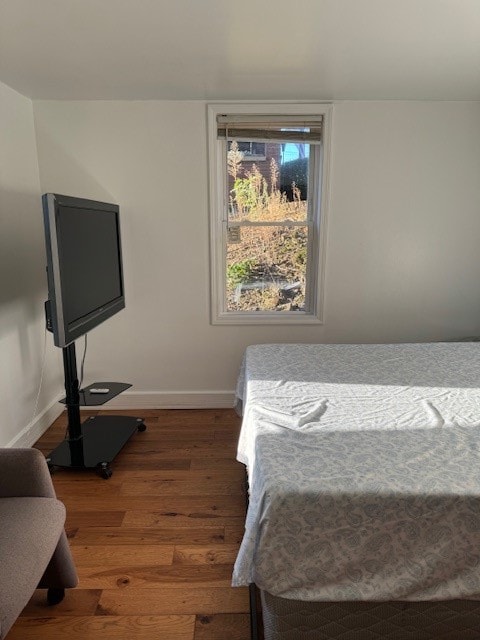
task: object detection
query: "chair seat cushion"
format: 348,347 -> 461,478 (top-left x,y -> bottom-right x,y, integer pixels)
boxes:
0,497 -> 66,636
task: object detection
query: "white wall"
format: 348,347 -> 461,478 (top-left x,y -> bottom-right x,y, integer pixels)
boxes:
0,82 -> 63,445
32,100 -> 480,405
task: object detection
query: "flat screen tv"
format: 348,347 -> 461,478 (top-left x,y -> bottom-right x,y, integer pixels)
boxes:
42,193 -> 125,348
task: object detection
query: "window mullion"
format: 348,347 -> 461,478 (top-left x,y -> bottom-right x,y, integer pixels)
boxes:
227,220 -> 307,228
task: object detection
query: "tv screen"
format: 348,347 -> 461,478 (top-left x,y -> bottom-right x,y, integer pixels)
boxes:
42,193 -> 125,347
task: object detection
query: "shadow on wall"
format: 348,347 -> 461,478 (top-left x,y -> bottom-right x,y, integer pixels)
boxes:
0,121 -> 116,328
0,187 -> 49,389
0,188 -> 45,307
33,117 -> 115,210
0,138 -> 115,437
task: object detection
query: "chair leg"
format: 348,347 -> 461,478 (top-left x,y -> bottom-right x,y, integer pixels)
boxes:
47,587 -> 65,606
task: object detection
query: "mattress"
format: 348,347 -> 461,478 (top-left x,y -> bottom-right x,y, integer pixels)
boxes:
233,343 -> 480,602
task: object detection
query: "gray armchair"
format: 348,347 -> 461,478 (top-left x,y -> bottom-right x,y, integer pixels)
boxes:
0,447 -> 78,639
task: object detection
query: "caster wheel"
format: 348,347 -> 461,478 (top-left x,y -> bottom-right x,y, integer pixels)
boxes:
97,463 -> 113,479
137,422 -> 147,432
47,587 -> 65,606
46,459 -> 57,474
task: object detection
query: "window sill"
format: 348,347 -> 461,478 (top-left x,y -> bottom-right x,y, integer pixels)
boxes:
211,311 -> 324,326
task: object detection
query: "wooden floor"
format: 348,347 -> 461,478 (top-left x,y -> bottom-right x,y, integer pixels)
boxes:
9,408 -> 251,640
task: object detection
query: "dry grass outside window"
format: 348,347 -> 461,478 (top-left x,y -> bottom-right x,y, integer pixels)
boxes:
226,143 -> 309,312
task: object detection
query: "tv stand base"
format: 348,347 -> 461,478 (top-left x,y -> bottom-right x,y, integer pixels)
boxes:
46,415 -> 146,478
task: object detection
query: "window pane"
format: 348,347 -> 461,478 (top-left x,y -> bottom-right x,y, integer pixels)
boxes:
226,225 -> 308,312
229,141 -> 266,157
227,141 -> 309,222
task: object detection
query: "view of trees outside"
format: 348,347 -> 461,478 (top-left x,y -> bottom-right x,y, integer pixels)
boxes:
226,140 -> 310,312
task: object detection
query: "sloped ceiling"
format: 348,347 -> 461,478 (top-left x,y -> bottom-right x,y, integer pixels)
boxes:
1,0 -> 479,100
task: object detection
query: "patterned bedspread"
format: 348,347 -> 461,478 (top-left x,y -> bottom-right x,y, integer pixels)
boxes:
232,342 -> 480,601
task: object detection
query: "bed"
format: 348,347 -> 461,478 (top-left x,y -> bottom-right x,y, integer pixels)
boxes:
233,343 -> 480,639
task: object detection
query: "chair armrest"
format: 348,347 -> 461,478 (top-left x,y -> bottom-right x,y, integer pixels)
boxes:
0,448 -> 56,498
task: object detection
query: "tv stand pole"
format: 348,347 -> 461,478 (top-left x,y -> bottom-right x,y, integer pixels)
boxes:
46,341 -> 146,479
62,344 -> 84,468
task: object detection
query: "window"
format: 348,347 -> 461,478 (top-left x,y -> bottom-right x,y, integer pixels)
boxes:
207,103 -> 332,325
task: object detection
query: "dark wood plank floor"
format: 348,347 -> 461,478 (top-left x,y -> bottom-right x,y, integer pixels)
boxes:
9,408 -> 251,640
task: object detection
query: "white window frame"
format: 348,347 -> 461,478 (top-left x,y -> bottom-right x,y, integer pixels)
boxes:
207,102 -> 332,325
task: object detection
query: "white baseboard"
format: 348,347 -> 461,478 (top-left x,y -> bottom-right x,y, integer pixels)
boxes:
7,394 -> 64,448
5,392 -> 236,448
82,391 -> 236,410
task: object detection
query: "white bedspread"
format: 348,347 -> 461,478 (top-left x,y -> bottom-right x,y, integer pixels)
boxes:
232,342 -> 480,601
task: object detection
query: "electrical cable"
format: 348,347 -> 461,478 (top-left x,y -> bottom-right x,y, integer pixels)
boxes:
31,324 -> 48,425
78,334 -> 88,390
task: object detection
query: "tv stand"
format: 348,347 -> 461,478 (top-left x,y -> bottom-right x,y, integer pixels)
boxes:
46,342 -> 146,479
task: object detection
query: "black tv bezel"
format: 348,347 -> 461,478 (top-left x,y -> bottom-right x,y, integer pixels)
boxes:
42,193 -> 125,348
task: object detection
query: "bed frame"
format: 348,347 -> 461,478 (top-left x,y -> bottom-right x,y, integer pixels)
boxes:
257,590 -> 480,640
